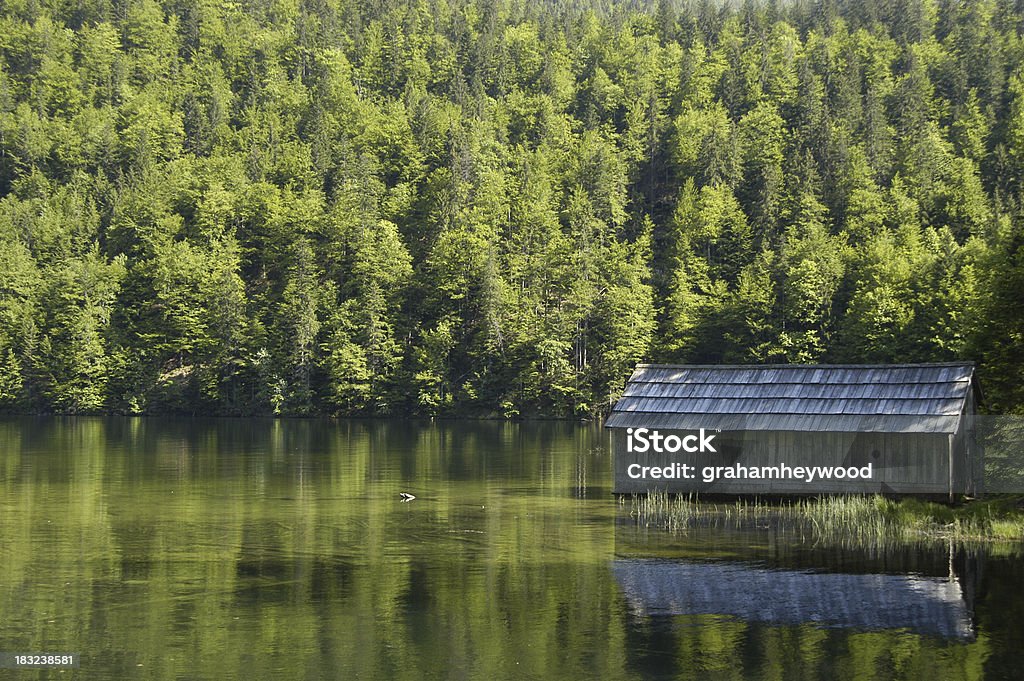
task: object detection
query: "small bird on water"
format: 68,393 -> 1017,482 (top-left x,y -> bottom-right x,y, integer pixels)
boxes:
399,492 -> 416,502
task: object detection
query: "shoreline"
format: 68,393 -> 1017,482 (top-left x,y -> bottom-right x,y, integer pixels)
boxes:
625,493 -> 1024,544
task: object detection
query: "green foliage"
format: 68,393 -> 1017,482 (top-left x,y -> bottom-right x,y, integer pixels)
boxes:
38,249 -> 126,412
0,0 -> 1021,416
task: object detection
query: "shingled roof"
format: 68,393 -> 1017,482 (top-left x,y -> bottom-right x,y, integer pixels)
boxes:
605,363 -> 976,434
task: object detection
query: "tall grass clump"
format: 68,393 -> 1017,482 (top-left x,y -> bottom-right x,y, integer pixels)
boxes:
628,492 -> 775,531
796,495 -> 898,544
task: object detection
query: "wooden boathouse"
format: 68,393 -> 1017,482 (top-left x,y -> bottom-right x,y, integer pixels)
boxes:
606,363 -> 980,498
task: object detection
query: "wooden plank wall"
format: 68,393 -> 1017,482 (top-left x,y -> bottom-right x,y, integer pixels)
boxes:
612,428 -> 960,495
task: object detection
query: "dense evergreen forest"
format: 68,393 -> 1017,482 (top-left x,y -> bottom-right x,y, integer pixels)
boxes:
0,0 -> 1023,417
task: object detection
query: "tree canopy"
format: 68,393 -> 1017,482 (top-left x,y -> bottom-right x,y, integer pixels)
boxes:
0,0 -> 1022,416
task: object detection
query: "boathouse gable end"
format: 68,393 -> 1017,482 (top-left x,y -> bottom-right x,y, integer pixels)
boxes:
606,363 -> 980,497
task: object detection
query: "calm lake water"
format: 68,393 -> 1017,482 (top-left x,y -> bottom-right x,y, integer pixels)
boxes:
1,417 -> 1022,680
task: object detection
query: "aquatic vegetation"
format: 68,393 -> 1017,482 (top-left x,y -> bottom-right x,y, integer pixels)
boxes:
626,493 -> 1024,546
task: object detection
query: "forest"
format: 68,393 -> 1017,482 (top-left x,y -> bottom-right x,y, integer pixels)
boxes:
0,0 -> 1022,417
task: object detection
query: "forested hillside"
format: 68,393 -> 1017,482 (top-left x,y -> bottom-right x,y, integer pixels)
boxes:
0,0 -> 1022,416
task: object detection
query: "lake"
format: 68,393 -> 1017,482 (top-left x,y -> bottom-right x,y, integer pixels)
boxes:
0,417 -> 1021,679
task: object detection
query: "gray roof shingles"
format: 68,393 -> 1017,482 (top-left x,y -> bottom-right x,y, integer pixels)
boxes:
606,363 -> 974,433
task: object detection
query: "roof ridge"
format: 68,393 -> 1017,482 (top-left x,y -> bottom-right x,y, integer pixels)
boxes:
634,362 -> 975,369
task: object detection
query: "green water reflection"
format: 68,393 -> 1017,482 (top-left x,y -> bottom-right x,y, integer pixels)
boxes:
0,417 -> 1021,680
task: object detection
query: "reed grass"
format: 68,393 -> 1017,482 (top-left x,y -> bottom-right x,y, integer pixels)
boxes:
626,493 -> 1024,546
